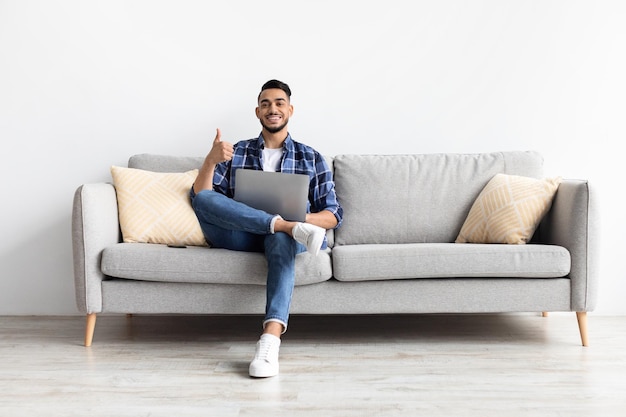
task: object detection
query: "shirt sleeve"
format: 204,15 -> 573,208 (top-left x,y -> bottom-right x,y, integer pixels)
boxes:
212,161 -> 232,197
311,153 -> 343,228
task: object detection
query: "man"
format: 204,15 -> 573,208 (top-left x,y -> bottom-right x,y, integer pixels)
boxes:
190,79 -> 343,378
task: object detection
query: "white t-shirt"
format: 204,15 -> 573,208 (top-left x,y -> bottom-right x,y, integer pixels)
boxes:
262,148 -> 283,172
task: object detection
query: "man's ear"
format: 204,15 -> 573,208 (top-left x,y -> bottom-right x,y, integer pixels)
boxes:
255,106 -> 260,119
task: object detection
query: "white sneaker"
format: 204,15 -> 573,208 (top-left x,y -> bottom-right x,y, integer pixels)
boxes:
292,223 -> 325,256
249,334 -> 281,378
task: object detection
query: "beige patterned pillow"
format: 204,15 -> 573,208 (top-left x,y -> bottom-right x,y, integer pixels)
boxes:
455,173 -> 561,244
110,166 -> 207,246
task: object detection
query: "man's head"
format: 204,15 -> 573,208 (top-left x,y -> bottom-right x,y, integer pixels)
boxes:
256,79 -> 293,135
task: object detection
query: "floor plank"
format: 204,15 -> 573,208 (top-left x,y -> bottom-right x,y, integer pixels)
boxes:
0,313 -> 624,417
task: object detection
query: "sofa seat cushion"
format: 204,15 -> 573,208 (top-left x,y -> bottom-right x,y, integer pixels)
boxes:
332,243 -> 570,282
101,243 -> 332,286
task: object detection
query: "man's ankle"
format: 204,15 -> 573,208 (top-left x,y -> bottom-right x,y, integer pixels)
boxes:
263,321 -> 284,337
273,217 -> 296,235
270,215 -> 282,234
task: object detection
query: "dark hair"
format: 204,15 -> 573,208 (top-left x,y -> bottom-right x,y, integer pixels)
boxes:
259,79 -> 291,100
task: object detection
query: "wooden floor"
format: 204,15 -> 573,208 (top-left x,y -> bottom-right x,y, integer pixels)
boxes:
0,313 -> 625,417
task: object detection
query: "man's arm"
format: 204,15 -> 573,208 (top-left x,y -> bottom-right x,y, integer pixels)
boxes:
193,128 -> 234,194
305,210 -> 338,230
306,152 -> 343,230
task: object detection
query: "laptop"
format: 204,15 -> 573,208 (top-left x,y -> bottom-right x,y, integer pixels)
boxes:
234,169 -> 309,222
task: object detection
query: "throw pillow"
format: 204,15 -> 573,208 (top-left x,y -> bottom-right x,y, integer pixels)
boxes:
110,166 -> 207,246
455,173 -> 562,244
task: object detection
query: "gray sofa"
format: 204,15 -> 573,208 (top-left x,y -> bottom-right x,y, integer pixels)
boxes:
72,151 -> 597,347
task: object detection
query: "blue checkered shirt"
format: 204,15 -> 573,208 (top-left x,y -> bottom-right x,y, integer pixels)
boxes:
213,134 -> 343,227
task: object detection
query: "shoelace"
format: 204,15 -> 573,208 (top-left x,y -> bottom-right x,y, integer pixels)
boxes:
255,338 -> 278,362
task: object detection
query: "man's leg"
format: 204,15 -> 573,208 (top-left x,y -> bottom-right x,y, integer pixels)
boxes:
191,190 -> 276,250
249,232 -> 305,378
193,189 -> 326,254
263,232 -> 305,333
192,189 -> 324,378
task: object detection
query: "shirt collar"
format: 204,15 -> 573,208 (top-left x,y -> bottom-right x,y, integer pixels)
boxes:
257,133 -> 294,152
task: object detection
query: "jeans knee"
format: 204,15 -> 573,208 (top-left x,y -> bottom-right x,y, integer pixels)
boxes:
192,190 -> 229,224
192,189 -> 217,210
265,232 -> 297,256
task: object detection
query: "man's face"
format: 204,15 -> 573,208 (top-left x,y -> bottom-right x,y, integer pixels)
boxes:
256,88 -> 293,134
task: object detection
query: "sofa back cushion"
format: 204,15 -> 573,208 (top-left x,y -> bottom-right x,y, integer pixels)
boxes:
128,154 -> 204,172
333,151 -> 544,245
128,154 -> 336,173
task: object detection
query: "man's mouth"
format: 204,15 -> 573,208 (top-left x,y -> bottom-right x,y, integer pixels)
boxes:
266,115 -> 282,123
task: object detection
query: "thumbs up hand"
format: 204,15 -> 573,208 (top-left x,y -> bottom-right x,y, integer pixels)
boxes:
207,128 -> 234,165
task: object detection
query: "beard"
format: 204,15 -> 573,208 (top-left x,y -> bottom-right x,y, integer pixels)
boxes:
260,117 -> 288,134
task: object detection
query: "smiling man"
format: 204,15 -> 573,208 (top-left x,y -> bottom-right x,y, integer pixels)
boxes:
190,79 -> 343,377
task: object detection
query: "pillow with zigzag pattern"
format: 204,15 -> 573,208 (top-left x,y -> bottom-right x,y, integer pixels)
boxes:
455,173 -> 561,244
111,166 -> 207,247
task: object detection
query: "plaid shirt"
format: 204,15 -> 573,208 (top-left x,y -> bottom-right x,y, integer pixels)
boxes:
213,134 -> 343,227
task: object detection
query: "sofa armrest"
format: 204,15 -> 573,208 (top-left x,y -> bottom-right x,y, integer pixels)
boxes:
537,179 -> 599,311
72,183 -> 121,314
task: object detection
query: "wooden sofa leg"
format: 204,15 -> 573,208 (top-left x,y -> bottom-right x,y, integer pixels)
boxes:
85,313 -> 97,347
576,312 -> 589,347
542,312 -> 549,317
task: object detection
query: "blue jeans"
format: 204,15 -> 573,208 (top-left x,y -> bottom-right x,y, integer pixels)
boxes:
190,189 -> 305,331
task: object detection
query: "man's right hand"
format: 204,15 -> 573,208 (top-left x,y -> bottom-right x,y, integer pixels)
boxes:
194,128 -> 234,194
206,128 -> 234,165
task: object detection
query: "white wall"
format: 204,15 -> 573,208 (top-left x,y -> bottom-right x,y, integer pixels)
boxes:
1,0 -> 624,315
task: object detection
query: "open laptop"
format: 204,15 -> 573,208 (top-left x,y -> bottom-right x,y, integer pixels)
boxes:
234,169 -> 309,222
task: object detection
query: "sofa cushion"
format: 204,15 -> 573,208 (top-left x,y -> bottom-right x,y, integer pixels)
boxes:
101,243 -> 333,286
332,243 -> 570,282
110,166 -> 207,247
128,153 -> 204,172
332,151 -> 544,245
455,174 -> 562,244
